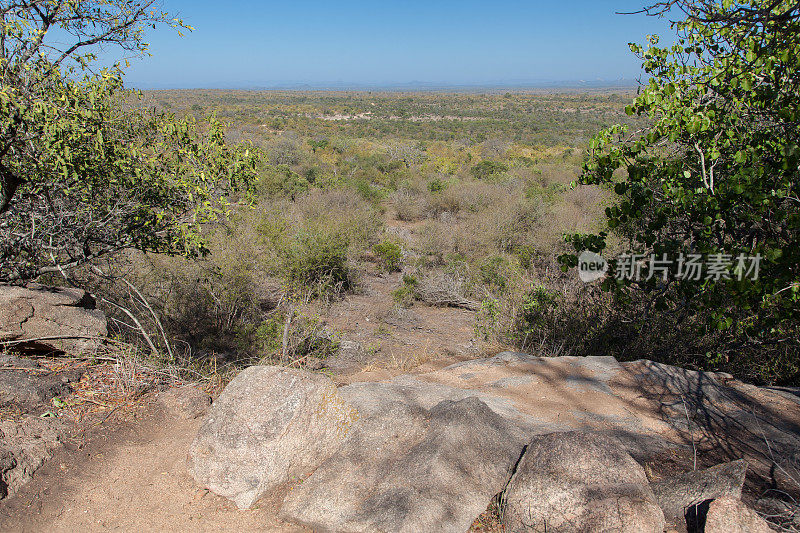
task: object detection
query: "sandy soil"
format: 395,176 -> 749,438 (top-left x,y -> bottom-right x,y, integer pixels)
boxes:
0,400 -> 307,532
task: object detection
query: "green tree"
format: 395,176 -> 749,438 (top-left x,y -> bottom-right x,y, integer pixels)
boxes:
0,1 -> 259,283
470,160 -> 508,180
562,0 -> 799,382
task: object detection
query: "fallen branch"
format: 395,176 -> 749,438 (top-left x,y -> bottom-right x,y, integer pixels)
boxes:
0,334 -> 111,346
416,272 -> 480,311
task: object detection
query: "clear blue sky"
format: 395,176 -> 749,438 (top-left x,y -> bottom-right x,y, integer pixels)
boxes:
124,1 -> 675,88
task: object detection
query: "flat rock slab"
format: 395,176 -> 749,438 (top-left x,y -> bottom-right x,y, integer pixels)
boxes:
280,396 -> 522,533
394,352 -> 677,458
385,352 -> 800,469
0,284 -> 107,354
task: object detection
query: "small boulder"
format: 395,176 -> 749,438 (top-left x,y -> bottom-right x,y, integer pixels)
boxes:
188,366 -> 358,509
323,339 -> 367,372
704,496 -> 772,533
502,431 -> 665,533
0,355 -> 80,412
0,415 -> 66,498
650,459 -> 747,530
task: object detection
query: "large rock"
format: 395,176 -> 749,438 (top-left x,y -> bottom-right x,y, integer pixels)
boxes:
0,284 -> 107,354
650,459 -> 747,530
379,352 -> 677,459
502,431 -> 665,533
704,496 -> 773,533
188,366 -> 358,509
280,396 -> 523,532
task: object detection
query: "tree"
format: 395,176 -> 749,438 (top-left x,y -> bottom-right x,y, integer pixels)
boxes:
561,0 -> 799,381
470,160 -> 508,180
0,0 -> 259,283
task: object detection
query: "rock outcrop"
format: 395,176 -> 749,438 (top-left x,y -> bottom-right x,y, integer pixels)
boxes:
0,284 -> 107,354
188,365 -> 358,509
189,352 -> 800,530
502,431 -> 665,533
0,415 -> 66,498
0,354 -> 82,412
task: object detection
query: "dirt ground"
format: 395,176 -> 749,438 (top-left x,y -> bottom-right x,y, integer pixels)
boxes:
0,397 -> 308,533
301,210 -> 492,385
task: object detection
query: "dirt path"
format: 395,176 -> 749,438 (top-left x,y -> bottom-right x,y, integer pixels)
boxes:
307,211 -> 491,383
0,400 -> 306,532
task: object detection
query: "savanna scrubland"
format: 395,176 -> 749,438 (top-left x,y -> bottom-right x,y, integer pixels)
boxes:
59,87 -> 787,387
75,90 -> 640,379
2,1 -> 800,531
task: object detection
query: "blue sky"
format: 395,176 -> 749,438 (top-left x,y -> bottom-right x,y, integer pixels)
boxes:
124,1 -> 675,88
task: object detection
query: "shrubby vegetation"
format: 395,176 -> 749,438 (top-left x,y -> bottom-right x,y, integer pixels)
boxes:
88,90 -> 613,373
0,1 -> 258,283
561,0 -> 800,383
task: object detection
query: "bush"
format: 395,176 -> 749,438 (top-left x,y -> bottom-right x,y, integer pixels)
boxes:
392,286 -> 415,307
285,231 -> 352,297
393,189 -> 429,222
262,165 -> 310,199
392,274 -> 419,307
373,240 -> 403,272
254,311 -> 339,365
470,160 -> 508,180
475,297 -> 501,340
427,177 -> 447,193
514,245 -> 536,271
515,286 -> 558,335
479,255 -> 510,292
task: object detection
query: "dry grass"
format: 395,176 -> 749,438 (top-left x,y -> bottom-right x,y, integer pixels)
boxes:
469,497 -> 506,532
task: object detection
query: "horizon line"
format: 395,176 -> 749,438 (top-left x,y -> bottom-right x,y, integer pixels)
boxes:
127,78 -> 642,92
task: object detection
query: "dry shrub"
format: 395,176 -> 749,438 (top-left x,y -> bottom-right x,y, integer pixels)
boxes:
392,189 -> 429,221
289,188 -> 383,253
466,197 -> 542,254
431,179 -> 502,215
534,161 -> 581,186
409,173 -> 542,265
253,309 -> 340,368
416,269 -> 479,310
266,132 -> 302,166
529,184 -> 607,255
90,187 -> 382,365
